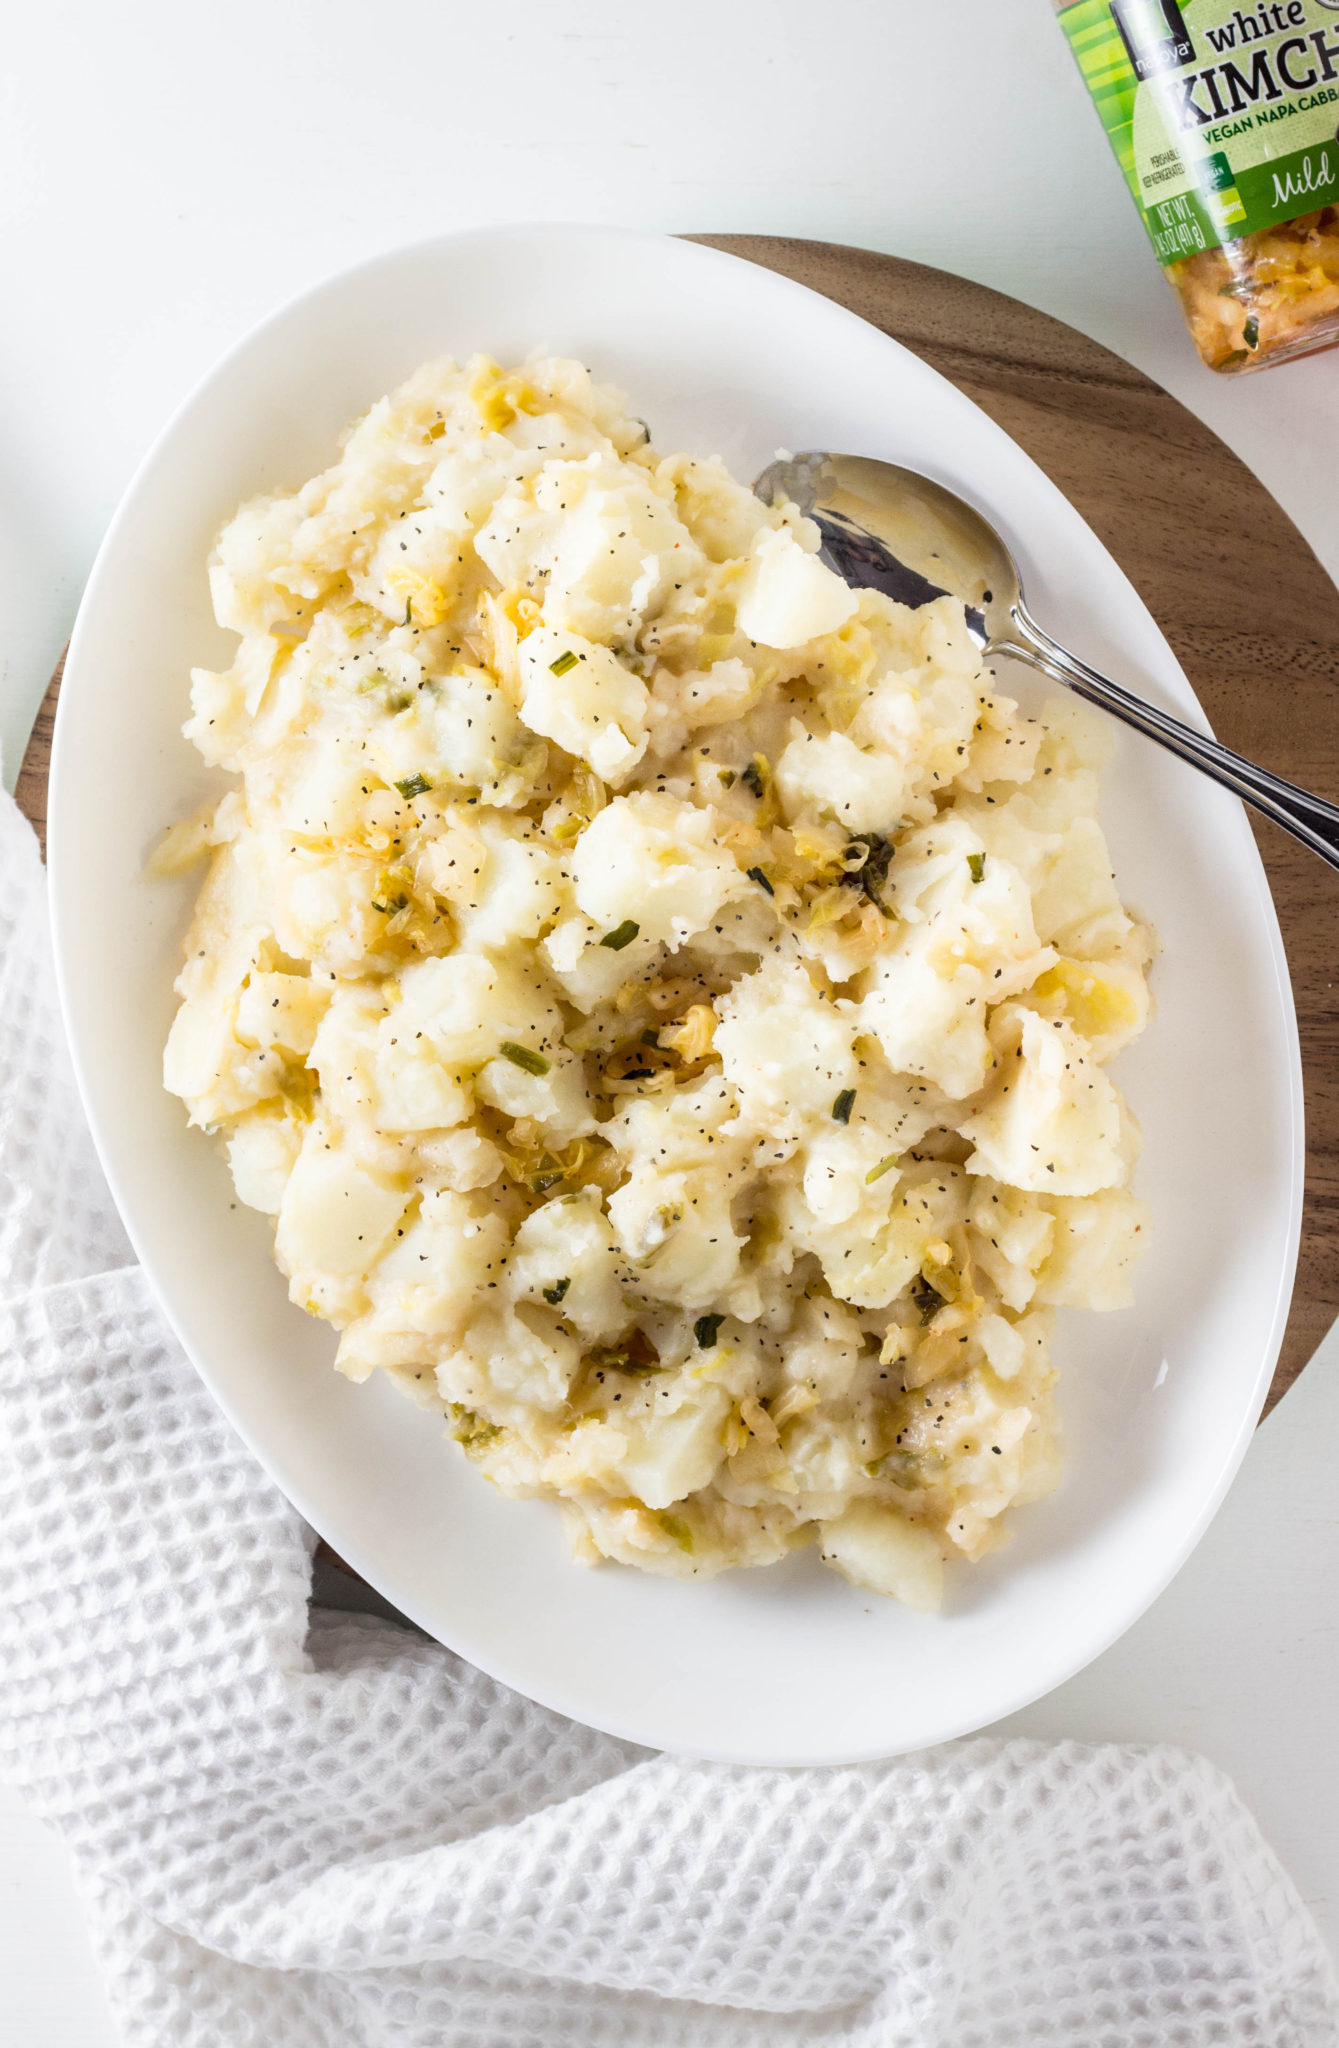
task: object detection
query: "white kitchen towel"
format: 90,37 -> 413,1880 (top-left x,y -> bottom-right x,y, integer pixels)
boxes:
1,781 -> 1336,2048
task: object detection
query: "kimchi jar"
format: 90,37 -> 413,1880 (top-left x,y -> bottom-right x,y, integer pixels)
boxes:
1057,0 -> 1339,372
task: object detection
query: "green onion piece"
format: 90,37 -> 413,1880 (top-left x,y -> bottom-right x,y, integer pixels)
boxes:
371,892 -> 410,915
865,1153 -> 899,1185
694,1313 -> 726,1350
967,852 -> 986,885
747,866 -> 774,897
741,755 -> 768,798
600,919 -> 640,951
403,598 -> 413,627
1243,316 -> 1260,350
911,1274 -> 948,1326
847,834 -> 895,912
832,1089 -> 856,1125
500,1041 -> 551,1076
394,773 -> 432,799
549,649 -> 579,676
542,1277 -> 571,1305
718,768 -> 737,789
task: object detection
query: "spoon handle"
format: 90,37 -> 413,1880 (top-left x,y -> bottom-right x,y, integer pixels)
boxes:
1003,604 -> 1339,874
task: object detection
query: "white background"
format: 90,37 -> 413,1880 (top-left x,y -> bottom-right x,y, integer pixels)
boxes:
2,2 -> 1337,2038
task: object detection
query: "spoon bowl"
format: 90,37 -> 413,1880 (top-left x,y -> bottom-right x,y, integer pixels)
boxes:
756,450 -> 1339,872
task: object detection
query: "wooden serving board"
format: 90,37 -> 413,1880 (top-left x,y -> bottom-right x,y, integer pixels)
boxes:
21,238 -> 1339,1418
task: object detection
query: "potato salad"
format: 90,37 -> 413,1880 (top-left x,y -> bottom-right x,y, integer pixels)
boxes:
162,354 -> 1154,1609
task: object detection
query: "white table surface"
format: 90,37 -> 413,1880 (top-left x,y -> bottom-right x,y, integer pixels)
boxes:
3,2 -> 1337,2037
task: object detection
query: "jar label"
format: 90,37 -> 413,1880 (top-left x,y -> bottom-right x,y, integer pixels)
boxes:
1061,0 -> 1339,259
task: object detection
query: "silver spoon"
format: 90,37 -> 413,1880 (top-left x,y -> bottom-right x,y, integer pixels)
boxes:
754,451 -> 1339,872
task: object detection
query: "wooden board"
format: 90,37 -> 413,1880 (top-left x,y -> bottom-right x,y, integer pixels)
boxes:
21,238 -> 1339,1417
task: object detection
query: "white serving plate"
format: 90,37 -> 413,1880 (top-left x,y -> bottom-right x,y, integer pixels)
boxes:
48,225 -> 1302,1765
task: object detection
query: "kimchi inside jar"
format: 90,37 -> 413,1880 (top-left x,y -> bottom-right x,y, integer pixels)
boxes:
1168,206 -> 1339,372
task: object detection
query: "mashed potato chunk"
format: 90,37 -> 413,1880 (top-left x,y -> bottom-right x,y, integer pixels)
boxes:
164,353 -> 1155,1606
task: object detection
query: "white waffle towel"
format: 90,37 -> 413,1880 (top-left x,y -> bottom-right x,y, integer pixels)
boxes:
1,782 -> 1336,2048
